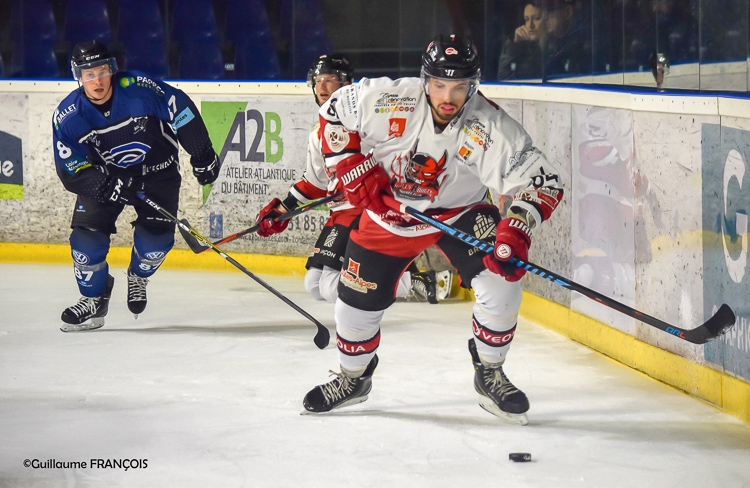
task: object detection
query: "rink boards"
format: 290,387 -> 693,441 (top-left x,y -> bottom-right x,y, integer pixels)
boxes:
0,79 -> 748,425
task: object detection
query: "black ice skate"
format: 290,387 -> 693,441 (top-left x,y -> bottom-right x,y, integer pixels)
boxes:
126,267 -> 149,317
468,338 -> 529,425
409,270 -> 452,304
302,355 -> 379,413
410,270 -> 438,304
60,274 -> 115,332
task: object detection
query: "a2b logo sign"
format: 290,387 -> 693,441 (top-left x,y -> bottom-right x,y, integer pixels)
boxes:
219,109 -> 284,163
1,160 -> 13,177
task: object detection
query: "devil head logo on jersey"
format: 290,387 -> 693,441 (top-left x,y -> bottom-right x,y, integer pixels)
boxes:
390,140 -> 447,201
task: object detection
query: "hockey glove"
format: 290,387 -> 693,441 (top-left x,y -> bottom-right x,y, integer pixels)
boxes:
482,217 -> 532,282
255,198 -> 290,237
336,153 -> 392,215
105,176 -> 144,206
192,152 -> 221,185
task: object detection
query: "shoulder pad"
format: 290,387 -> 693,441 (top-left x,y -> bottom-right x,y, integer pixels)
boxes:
52,92 -> 84,130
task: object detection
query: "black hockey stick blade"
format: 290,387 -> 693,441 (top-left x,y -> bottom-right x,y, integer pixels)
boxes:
381,195 -> 736,345
184,192 -> 343,254
136,193 -> 331,349
178,219 -> 211,253
682,303 -> 736,344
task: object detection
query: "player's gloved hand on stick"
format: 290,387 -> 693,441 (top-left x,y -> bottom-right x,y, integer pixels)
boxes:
105,176 -> 145,205
336,153 -> 392,215
483,217 -> 532,282
255,198 -> 290,237
192,152 -> 221,185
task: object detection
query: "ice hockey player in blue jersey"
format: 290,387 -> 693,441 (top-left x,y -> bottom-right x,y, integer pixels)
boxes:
53,40 -> 221,331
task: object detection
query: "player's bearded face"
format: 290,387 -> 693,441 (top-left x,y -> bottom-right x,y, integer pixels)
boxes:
427,78 -> 470,126
81,65 -> 114,104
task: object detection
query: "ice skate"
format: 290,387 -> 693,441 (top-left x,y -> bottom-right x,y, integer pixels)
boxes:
302,355 -> 379,413
468,339 -> 529,425
410,270 -> 438,304
126,267 -> 149,317
60,274 -> 115,332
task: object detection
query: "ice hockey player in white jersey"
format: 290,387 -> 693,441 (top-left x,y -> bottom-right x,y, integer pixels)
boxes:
254,54 -> 451,304
302,34 -> 564,424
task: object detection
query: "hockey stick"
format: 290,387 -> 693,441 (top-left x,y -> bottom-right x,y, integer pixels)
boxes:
180,192 -> 343,254
381,195 -> 736,345
136,193 -> 330,349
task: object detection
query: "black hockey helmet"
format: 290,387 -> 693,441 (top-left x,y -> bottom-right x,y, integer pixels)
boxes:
307,53 -> 354,105
421,34 -> 481,102
70,40 -> 117,81
306,53 -> 354,87
421,34 -> 481,80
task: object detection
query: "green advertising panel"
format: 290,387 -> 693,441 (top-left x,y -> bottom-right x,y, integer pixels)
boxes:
200,96 -> 327,257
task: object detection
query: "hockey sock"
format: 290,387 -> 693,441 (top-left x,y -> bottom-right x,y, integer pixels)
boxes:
130,225 -> 174,278
304,267 -> 325,301
319,266 -> 342,303
69,227 -> 111,297
334,299 -> 383,372
395,271 -> 412,298
470,269 -> 523,363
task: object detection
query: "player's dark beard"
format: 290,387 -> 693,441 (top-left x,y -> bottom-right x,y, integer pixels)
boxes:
429,99 -> 459,129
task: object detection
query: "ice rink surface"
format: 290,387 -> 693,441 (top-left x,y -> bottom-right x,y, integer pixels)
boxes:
1,263 -> 750,488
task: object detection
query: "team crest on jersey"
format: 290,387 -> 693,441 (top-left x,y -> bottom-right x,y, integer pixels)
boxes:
324,124 -> 351,153
102,142 -> 152,168
390,140 -> 447,202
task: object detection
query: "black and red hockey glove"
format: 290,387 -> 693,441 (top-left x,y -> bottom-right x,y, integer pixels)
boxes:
336,153 -> 392,215
483,217 -> 532,282
255,198 -> 290,237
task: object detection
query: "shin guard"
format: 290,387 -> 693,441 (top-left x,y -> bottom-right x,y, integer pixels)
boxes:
69,228 -> 111,297
130,225 -> 174,278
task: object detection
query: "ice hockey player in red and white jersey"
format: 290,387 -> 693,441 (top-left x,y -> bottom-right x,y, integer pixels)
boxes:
255,54 -> 452,304
301,35 -> 564,424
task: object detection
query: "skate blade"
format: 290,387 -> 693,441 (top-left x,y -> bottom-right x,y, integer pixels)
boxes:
60,317 -> 105,333
477,395 -> 529,426
299,395 -> 369,415
435,270 -> 453,301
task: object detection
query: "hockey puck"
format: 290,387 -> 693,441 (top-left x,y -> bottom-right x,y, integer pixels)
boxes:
509,452 -> 532,462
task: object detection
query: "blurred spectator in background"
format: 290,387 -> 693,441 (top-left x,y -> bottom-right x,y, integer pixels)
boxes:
497,1 -> 547,80
497,0 -> 591,81
544,0 -> 591,78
